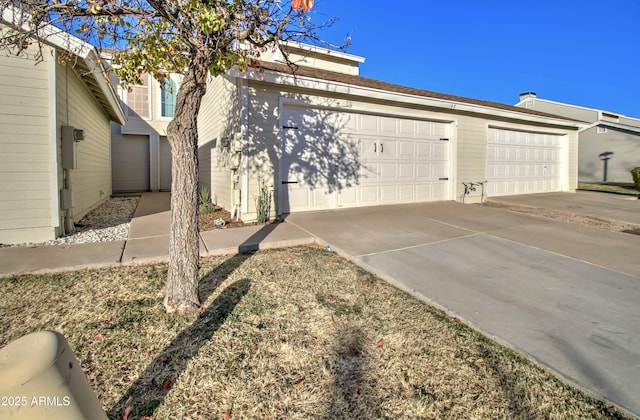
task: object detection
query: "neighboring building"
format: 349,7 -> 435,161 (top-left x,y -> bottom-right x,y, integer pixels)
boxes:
0,13 -> 126,244
516,92 -> 640,183
109,69 -> 181,192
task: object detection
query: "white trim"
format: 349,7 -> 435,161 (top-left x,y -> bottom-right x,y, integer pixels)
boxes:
231,67 -> 581,130
240,79 -> 250,214
280,41 -> 366,63
48,47 -> 60,228
580,121 -> 640,135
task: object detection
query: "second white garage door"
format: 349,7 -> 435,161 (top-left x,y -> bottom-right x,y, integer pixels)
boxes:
486,127 -> 565,197
279,106 -> 452,214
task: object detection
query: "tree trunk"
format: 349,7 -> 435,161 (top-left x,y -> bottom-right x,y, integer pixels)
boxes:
163,56 -> 209,313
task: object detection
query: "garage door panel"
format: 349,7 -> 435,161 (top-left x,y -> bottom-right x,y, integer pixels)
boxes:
359,114 -> 378,134
379,163 -> 396,180
360,186 -> 378,203
280,107 -> 451,213
399,141 -> 415,156
399,120 -> 415,136
416,164 -> 430,180
337,188 -> 357,207
378,140 -> 397,158
399,185 -> 414,200
416,142 -> 432,157
432,143 -> 447,159
487,128 -> 564,197
399,163 -> 414,179
432,182 -> 448,199
380,116 -> 397,135
431,163 -> 447,178
380,185 -> 397,202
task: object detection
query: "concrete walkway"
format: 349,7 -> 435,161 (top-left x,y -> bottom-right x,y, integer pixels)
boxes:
287,196 -> 640,417
0,192 -> 314,277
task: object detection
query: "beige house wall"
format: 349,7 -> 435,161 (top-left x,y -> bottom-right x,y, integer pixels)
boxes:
197,74 -> 240,211
56,62 -> 112,224
0,44 -> 56,243
243,81 -> 578,219
579,126 -> 639,182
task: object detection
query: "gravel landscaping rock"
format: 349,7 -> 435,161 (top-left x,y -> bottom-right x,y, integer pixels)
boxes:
1,196 -> 139,248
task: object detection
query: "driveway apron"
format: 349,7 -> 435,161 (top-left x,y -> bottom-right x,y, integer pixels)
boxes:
287,199 -> 640,417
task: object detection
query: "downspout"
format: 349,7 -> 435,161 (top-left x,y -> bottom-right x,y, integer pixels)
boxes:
63,64 -> 74,234
48,48 -> 62,236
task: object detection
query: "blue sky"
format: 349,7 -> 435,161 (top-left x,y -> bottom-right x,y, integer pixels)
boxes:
310,0 -> 640,118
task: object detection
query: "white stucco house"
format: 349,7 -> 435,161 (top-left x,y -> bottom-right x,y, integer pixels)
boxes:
111,42 -> 582,222
516,92 -> 640,183
0,10 -> 126,245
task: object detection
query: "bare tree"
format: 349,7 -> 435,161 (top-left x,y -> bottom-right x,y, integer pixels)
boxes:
1,0 -> 338,312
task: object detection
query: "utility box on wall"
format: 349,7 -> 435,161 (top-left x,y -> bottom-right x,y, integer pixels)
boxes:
61,126 -> 83,169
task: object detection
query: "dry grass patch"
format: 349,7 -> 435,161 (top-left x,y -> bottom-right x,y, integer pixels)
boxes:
578,182 -> 638,196
0,247 -> 629,419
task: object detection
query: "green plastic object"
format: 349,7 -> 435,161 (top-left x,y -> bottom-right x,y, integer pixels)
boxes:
0,331 -> 107,419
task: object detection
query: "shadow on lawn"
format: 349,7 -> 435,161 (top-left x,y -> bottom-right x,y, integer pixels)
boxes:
107,253 -> 252,419
328,323 -> 381,418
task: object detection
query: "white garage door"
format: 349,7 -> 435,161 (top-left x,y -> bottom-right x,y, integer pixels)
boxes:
486,127 -> 564,197
112,134 -> 150,192
279,106 -> 451,214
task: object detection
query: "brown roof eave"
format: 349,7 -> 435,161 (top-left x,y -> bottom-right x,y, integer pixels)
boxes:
255,62 -> 581,124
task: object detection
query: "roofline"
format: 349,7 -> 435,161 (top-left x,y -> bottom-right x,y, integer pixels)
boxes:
230,64 -> 580,130
581,121 -> 640,135
280,41 -> 366,63
515,96 -> 640,124
1,6 -> 126,125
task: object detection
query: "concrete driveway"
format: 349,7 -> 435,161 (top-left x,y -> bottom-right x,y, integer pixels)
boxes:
287,193 -> 640,416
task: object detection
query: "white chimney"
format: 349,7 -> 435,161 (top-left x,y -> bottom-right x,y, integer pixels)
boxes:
519,91 -> 537,102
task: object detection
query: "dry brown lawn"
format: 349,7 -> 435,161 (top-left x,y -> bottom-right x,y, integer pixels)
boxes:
0,246 -> 630,419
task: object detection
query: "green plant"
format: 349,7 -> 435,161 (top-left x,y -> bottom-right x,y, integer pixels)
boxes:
198,185 -> 211,206
200,203 -> 215,214
631,167 -> 640,196
254,180 -> 272,224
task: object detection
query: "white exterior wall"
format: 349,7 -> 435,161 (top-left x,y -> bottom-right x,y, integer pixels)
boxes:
242,81 -> 578,219
197,74 -> 240,211
0,45 -> 56,243
56,62 -> 112,224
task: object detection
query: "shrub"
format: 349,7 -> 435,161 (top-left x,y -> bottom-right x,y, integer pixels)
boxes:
200,203 -> 215,214
198,185 -> 211,206
254,180 -> 272,224
631,167 -> 640,195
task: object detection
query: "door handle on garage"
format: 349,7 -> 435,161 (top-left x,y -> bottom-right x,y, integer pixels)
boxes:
282,181 -> 298,184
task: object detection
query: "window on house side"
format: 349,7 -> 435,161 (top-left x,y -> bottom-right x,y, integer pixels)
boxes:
127,73 -> 150,119
161,78 -> 176,118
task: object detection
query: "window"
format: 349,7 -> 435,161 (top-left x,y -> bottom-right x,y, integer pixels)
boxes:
161,78 -> 176,118
127,73 -> 150,119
